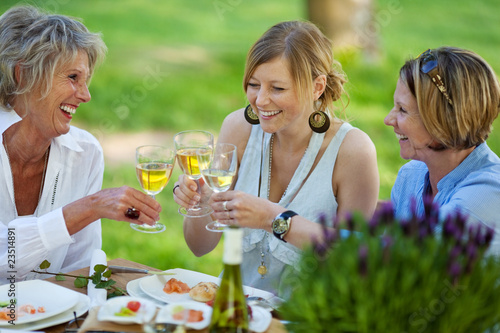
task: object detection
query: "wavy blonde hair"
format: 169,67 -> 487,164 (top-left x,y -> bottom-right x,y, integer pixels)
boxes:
0,5 -> 107,109
400,47 -> 500,150
243,20 -> 348,119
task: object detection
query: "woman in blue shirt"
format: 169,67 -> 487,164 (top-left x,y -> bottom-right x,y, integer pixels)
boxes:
384,47 -> 500,254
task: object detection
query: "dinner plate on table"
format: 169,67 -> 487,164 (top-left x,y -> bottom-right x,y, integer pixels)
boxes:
0,280 -> 80,326
4,293 -> 90,331
156,301 -> 212,330
138,268 -> 276,304
97,296 -> 157,325
126,277 -> 166,306
155,301 -> 271,332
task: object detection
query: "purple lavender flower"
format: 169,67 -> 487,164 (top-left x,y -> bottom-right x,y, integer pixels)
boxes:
442,215 -> 456,240
466,242 -> 478,261
345,212 -> 355,232
400,219 -> 411,236
485,227 -> 495,246
448,260 -> 462,280
454,210 -> 466,234
449,244 -> 462,259
379,201 -> 395,226
358,245 -> 368,277
313,238 -> 330,259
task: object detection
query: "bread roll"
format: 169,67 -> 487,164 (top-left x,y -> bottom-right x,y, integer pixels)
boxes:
189,282 -> 218,302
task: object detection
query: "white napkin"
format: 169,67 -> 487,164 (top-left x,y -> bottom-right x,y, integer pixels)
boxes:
88,249 -> 107,309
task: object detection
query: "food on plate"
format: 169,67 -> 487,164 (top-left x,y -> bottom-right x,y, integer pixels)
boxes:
0,303 -> 45,321
0,310 -> 10,321
0,299 -> 14,308
163,278 -> 191,294
126,301 -> 141,312
114,307 -> 136,317
114,300 -> 142,317
171,305 -> 204,323
189,282 -> 218,302
19,304 -> 36,314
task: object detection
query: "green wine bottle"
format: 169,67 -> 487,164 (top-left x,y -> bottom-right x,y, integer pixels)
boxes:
209,226 -> 249,333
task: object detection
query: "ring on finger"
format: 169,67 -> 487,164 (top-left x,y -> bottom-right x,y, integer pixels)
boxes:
125,207 -> 140,220
222,201 -> 228,211
173,184 -> 180,194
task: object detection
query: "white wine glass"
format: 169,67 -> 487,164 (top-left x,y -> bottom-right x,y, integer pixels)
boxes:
132,145 -> 175,233
174,130 -> 214,217
198,143 -> 237,232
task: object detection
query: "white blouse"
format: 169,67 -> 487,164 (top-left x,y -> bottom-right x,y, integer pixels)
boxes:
0,109 -> 104,285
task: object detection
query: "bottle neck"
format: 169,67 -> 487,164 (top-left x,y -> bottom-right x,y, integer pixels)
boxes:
223,227 -> 243,265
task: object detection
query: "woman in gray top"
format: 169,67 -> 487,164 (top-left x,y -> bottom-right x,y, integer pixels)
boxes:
173,21 -> 379,296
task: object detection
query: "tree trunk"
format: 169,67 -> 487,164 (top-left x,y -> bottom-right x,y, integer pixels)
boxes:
307,0 -> 378,60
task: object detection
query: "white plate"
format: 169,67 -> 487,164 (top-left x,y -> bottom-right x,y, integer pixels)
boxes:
249,305 -> 272,333
0,280 -> 80,326
126,277 -> 166,307
156,301 -> 211,330
155,302 -> 270,332
139,268 -> 275,304
97,296 -> 157,324
6,293 -> 90,331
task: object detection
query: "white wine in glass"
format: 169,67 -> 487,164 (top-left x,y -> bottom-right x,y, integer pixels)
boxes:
198,143 -> 237,232
132,145 -> 175,233
174,130 -> 214,217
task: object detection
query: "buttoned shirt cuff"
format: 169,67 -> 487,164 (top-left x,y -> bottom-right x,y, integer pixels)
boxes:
38,208 -> 74,251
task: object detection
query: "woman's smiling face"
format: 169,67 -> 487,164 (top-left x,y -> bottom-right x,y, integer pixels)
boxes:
384,78 -> 435,162
246,56 -> 310,134
17,50 -> 91,137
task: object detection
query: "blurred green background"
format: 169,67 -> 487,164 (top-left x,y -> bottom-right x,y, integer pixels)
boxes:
2,0 -> 499,276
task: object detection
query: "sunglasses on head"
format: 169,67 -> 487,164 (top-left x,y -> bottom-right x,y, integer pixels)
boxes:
418,49 -> 453,106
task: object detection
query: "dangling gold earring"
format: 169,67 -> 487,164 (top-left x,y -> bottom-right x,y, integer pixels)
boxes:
309,110 -> 330,133
244,104 -> 259,125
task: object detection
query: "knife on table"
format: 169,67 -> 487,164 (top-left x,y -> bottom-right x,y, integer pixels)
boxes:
108,265 -> 176,275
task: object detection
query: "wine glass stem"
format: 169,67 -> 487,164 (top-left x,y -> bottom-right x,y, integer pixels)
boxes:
189,178 -> 203,210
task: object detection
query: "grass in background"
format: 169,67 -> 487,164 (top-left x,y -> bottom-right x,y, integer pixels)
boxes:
2,0 -> 499,275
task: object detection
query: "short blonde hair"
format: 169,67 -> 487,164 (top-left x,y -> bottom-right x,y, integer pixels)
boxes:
0,5 -> 107,109
243,20 -> 348,117
400,47 -> 500,150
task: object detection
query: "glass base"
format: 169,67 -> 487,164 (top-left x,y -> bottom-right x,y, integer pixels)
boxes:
178,205 -> 213,218
205,221 -> 227,232
130,222 -> 166,233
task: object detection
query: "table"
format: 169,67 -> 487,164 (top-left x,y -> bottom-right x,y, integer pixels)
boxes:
43,258 -> 287,333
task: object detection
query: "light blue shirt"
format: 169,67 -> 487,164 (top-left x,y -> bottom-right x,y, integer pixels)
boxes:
391,143 -> 500,254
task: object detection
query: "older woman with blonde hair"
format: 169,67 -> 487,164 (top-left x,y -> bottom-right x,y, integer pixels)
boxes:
173,20 -> 379,297
0,5 -> 161,284
385,47 -> 500,253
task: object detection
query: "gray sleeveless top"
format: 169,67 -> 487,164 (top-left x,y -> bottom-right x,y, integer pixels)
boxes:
234,122 -> 354,297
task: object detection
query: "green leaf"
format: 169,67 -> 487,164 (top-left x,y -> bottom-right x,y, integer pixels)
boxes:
107,289 -> 126,298
91,272 -> 102,285
95,279 -> 116,289
93,264 -> 107,273
39,260 -> 51,270
55,274 -> 66,281
103,270 -> 112,279
74,276 -> 89,288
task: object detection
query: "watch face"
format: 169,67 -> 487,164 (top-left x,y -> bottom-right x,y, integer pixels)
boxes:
273,218 -> 288,234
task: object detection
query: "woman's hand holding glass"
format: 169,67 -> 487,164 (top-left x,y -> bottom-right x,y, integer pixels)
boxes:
174,130 -> 214,217
198,143 -> 237,231
132,145 -> 175,233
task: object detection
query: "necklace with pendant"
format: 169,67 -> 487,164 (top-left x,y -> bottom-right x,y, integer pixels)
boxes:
2,132 -> 50,212
258,134 -> 275,278
258,134 -> 307,278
